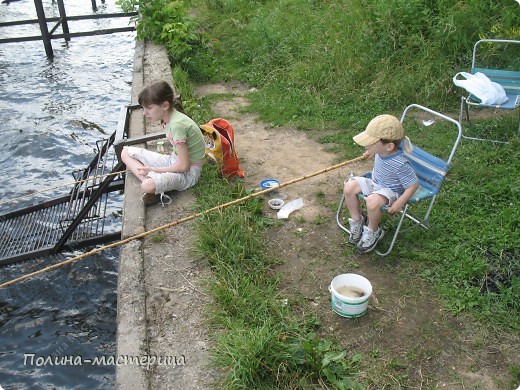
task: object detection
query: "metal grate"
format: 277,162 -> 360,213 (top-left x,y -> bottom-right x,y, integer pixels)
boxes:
0,134 -> 125,266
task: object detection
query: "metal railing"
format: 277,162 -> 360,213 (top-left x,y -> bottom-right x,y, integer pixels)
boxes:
0,0 -> 138,57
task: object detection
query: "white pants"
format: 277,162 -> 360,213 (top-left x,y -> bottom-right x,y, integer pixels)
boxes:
126,146 -> 203,194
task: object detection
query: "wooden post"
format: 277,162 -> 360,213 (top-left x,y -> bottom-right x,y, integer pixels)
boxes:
56,0 -> 70,41
33,0 -> 53,58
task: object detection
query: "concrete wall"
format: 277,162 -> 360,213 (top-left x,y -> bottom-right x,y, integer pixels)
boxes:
115,41 -> 174,390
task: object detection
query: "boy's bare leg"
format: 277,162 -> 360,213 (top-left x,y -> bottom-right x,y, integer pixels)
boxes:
343,180 -> 363,221
365,193 -> 387,231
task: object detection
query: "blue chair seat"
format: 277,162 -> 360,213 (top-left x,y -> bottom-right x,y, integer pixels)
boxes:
457,39 -> 520,143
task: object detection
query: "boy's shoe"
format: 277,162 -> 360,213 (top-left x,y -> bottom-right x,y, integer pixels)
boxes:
348,214 -> 367,244
141,193 -> 161,206
357,226 -> 384,253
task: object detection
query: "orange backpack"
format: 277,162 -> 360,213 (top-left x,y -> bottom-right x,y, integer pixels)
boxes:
200,118 -> 245,178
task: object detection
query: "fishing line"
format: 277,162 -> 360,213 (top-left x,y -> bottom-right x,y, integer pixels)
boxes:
0,155 -> 366,288
0,169 -> 130,206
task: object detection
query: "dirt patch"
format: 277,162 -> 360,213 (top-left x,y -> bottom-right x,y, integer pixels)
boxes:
196,82 -> 519,389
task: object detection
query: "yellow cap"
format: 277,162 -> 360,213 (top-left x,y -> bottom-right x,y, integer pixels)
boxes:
353,115 -> 404,146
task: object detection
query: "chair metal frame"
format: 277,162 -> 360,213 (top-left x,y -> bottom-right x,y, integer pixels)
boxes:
336,104 -> 462,256
458,39 -> 520,143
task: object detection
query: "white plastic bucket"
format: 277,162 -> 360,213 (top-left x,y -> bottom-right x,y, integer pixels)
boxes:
329,273 -> 372,318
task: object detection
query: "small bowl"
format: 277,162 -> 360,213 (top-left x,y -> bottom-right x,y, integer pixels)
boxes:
268,198 -> 285,210
260,179 -> 280,190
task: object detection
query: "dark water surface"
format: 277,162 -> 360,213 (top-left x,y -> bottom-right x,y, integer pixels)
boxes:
0,1 -> 135,387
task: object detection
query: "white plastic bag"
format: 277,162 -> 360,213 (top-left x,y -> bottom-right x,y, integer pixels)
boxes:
453,71 -> 508,105
277,198 -> 304,219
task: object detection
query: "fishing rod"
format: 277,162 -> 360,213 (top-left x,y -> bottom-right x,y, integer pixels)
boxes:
0,154 -> 366,289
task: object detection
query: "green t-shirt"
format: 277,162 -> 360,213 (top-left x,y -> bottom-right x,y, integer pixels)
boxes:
166,110 -> 205,164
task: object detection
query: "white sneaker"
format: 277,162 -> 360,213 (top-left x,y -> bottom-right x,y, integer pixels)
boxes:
357,226 -> 384,253
348,214 -> 366,244
159,192 -> 172,207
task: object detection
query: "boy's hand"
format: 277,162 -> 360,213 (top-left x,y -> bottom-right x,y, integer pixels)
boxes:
387,200 -> 405,214
388,182 -> 419,214
363,150 -> 374,159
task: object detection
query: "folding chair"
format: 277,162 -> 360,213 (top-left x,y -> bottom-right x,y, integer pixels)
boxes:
336,104 -> 462,256
457,39 -> 520,143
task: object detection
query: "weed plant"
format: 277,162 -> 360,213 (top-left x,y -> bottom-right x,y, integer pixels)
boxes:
117,0 -> 207,74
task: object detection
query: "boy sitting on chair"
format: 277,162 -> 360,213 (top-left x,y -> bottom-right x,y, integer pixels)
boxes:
344,114 -> 419,253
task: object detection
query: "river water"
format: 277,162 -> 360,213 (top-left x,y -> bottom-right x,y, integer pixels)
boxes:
0,1 -> 135,388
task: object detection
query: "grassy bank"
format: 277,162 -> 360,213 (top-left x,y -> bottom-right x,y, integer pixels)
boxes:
118,0 -> 519,387
183,0 -> 519,330
188,0 -> 519,127
193,167 -> 364,388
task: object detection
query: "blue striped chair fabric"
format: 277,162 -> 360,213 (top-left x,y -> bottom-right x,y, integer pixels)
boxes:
360,144 -> 448,205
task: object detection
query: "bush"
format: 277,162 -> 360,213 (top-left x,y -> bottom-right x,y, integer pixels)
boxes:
117,0 -> 205,70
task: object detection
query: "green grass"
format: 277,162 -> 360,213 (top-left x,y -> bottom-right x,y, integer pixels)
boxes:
193,167 -> 363,388
177,0 -> 519,330
149,231 -> 168,243
189,0 -> 519,129
135,0 -> 519,386
417,123 -> 519,325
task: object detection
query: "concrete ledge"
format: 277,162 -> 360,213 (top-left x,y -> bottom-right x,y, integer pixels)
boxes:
116,42 -> 175,389
116,41 -> 218,389
115,240 -> 147,389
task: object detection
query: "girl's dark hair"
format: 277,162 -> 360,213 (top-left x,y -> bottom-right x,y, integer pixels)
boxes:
138,80 -> 174,107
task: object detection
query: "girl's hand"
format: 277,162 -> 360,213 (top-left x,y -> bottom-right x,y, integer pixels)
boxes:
137,166 -> 152,176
